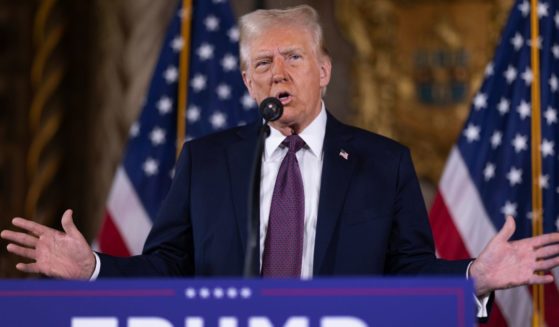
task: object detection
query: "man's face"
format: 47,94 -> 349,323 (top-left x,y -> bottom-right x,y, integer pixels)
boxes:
242,26 -> 331,134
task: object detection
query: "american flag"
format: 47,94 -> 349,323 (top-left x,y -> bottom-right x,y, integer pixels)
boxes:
96,0 -> 258,257
429,0 -> 559,326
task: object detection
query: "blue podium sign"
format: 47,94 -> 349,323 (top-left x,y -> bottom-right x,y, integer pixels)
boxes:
0,278 -> 473,326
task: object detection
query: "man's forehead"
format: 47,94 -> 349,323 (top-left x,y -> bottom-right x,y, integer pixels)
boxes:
251,46 -> 305,56
246,27 -> 313,53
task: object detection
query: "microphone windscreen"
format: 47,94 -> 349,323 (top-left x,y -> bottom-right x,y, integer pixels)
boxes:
259,97 -> 283,122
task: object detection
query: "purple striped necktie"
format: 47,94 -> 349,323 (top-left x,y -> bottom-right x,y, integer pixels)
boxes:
262,134 -> 306,277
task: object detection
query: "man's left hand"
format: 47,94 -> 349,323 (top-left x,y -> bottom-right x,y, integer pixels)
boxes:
470,215 -> 559,297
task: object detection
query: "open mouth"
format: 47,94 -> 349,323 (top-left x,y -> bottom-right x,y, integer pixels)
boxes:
276,91 -> 292,105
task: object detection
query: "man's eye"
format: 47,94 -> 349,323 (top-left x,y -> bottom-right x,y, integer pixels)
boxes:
255,60 -> 270,68
290,54 -> 302,60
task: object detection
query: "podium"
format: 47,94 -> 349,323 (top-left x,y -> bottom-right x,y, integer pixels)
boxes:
0,278 -> 473,326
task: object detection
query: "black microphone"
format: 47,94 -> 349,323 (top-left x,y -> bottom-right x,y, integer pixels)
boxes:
259,97 -> 283,122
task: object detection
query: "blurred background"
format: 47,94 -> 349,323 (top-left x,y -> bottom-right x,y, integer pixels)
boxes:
0,0 -> 513,277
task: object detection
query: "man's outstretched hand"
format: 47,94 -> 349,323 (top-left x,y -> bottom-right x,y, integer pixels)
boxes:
1,209 -> 95,280
470,216 -> 559,297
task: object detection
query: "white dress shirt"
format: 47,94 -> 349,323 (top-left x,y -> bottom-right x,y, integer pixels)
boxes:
259,103 -> 327,278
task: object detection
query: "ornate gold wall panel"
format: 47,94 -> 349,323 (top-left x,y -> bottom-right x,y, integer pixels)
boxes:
336,0 -> 513,184
0,0 -> 175,278
0,1 -> 33,278
26,0 -> 66,225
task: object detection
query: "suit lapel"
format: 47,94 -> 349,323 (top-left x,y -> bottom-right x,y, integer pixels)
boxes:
313,114 -> 356,274
226,122 -> 260,256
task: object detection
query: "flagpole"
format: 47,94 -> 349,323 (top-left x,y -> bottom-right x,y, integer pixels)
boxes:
177,0 -> 193,158
529,0 -> 544,326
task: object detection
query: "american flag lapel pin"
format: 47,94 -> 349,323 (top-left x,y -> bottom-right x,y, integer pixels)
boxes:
339,149 -> 349,160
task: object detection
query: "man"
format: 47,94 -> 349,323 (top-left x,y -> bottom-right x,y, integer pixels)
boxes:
2,5 -> 559,317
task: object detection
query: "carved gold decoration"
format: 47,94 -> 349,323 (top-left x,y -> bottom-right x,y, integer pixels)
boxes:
26,0 -> 65,222
336,0 -> 513,184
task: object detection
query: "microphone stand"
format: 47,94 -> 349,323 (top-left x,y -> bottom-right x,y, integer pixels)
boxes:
243,121 -> 270,277
243,97 -> 282,278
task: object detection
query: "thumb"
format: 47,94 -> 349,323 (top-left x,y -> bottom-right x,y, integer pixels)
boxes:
61,209 -> 78,236
496,215 -> 516,242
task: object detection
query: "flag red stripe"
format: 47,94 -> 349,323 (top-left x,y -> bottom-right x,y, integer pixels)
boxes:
429,192 -> 508,327
98,211 -> 131,257
429,193 -> 470,259
544,282 -> 559,326
480,307 -> 508,327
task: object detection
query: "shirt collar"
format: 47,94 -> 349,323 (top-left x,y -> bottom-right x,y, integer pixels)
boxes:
264,102 -> 327,160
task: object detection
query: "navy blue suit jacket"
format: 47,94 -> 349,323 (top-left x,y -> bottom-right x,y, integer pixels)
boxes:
99,112 -> 470,277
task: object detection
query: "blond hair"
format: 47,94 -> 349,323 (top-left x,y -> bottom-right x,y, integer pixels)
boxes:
238,5 -> 329,70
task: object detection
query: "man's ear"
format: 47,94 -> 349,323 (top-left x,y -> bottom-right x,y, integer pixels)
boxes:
242,70 -> 253,95
319,56 -> 332,88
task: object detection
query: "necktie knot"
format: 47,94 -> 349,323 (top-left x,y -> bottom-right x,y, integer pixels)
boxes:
282,134 -> 306,154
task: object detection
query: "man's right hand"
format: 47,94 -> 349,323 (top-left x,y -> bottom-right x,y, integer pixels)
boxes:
0,209 -> 95,280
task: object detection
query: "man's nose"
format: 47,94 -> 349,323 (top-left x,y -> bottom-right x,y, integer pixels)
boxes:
271,58 -> 287,83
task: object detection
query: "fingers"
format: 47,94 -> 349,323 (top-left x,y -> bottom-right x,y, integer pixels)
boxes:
6,243 -> 36,261
60,209 -> 78,236
535,244 -> 559,259
11,217 -> 52,237
531,232 -> 559,248
535,256 -> 559,271
495,215 -> 516,242
0,230 -> 38,248
528,274 -> 555,285
15,262 -> 42,274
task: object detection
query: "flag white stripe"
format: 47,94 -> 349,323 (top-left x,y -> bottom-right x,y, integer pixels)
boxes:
439,147 -> 496,255
107,167 -> 152,254
494,288 -> 532,327
440,147 -> 531,326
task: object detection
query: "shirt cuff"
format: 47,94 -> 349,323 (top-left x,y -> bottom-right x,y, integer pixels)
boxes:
466,261 -> 490,318
89,252 -> 101,281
